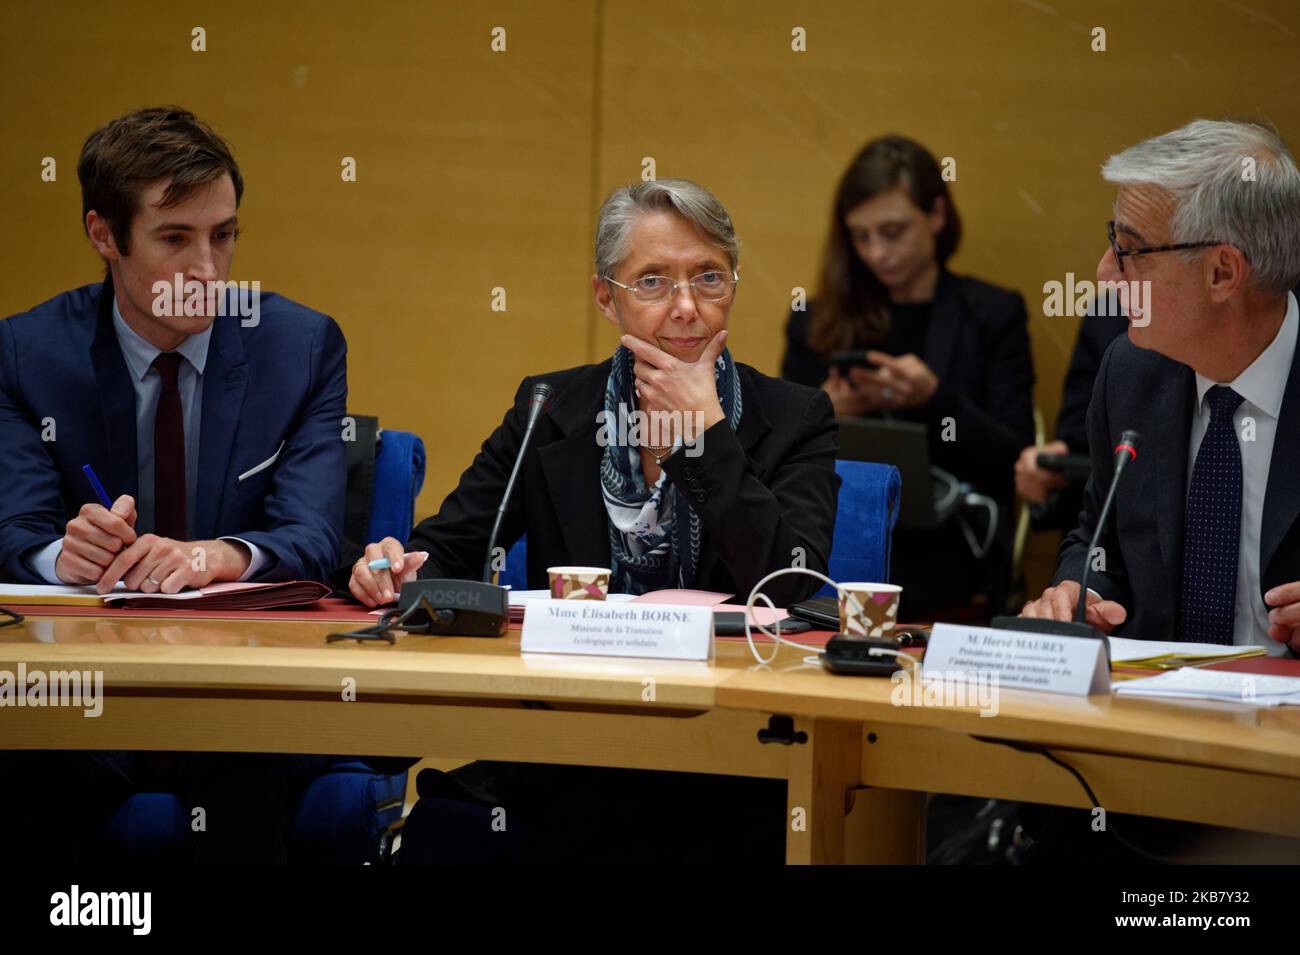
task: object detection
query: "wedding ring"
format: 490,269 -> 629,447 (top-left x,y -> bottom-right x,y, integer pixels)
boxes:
147,576 -> 161,585
882,386 -> 895,402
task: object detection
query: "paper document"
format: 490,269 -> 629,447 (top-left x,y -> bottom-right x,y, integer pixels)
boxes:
1109,636 -> 1266,669
508,590 -> 637,607
0,583 -> 130,606
630,589 -> 734,606
508,590 -> 636,621
1114,667 -> 1300,706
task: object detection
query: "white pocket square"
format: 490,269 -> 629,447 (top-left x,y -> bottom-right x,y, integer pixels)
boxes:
237,440 -> 286,481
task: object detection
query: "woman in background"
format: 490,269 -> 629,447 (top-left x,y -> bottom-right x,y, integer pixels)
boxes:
783,135 -> 1034,619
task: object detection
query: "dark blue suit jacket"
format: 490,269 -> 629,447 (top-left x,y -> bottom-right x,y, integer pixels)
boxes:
1052,331 -> 1300,641
0,278 -> 348,583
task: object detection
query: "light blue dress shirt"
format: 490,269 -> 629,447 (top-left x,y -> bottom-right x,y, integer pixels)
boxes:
28,298 -> 266,584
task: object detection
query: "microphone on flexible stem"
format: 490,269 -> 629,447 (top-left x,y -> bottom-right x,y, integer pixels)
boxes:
1074,430 -> 1139,625
482,382 -> 553,582
991,429 -> 1140,656
390,382 -> 554,638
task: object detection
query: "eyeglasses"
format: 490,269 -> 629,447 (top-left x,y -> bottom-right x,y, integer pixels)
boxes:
603,270 -> 739,305
1107,220 -> 1224,273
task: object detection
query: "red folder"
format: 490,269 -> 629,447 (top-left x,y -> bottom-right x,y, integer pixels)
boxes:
101,580 -> 332,611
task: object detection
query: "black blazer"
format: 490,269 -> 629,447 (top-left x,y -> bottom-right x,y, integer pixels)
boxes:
1052,333 -> 1300,641
406,359 -> 841,607
1054,314 -> 1130,453
1033,312 -> 1129,531
783,270 -> 1033,603
782,269 -> 1035,505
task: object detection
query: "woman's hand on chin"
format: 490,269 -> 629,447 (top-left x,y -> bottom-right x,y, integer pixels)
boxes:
622,331 -> 727,435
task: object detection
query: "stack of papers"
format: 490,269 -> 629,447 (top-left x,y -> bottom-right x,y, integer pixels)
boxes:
1114,667 -> 1300,706
1108,636 -> 1266,671
506,590 -> 636,622
104,580 -> 331,610
0,581 -> 330,611
0,583 -> 123,607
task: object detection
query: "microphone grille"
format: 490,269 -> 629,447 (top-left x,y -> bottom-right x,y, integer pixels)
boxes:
530,381 -> 554,407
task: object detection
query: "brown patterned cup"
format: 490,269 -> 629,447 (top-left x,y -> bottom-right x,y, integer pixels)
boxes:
547,566 -> 611,600
837,582 -> 902,639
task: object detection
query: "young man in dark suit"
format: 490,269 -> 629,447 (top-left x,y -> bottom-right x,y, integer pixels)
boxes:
0,106 -> 349,862
0,108 -> 347,590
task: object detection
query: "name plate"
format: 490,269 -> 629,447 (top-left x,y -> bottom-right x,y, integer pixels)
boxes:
520,600 -> 714,661
925,624 -> 1109,697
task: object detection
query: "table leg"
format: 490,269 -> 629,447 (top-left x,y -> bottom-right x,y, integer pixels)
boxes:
842,786 -> 926,864
784,718 -> 861,864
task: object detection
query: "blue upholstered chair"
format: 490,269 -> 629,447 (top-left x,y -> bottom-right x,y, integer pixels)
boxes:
501,534 -> 529,593
816,459 -> 901,597
103,428 -> 426,863
497,458 -> 900,600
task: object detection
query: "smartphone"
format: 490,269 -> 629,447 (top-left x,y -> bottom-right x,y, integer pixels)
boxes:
712,611 -> 812,637
1035,452 -> 1092,480
830,349 -> 881,375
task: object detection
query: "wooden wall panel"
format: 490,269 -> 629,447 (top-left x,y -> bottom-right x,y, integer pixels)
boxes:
3,0 -> 1297,539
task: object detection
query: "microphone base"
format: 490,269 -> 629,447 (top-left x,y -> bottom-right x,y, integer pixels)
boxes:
398,579 -> 508,637
988,615 -> 1111,666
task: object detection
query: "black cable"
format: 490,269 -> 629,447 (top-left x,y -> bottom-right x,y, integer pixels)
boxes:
971,734 -> 1181,864
0,606 -> 24,629
326,597 -> 435,644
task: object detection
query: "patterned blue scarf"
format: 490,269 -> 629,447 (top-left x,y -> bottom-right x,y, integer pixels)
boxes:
600,344 -> 742,594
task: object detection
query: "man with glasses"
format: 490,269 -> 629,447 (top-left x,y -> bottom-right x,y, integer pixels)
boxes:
1018,119 -> 1300,860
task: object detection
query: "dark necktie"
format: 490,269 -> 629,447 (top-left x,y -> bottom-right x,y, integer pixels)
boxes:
1179,385 -> 1244,644
152,352 -> 186,540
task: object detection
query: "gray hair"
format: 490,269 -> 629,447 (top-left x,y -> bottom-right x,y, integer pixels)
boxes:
594,178 -> 740,278
1101,119 -> 1300,296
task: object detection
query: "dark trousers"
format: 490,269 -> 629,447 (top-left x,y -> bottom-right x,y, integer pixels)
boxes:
1019,803 -> 1300,864
0,750 -> 332,864
397,761 -> 788,864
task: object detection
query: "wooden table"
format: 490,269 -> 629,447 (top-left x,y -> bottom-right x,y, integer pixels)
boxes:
3,612 -> 1298,864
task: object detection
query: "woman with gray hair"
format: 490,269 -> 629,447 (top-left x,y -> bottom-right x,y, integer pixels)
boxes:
350,177 -> 839,609
347,178 -> 840,862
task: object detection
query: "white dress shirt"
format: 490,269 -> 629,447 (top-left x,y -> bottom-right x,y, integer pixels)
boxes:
1186,291 -> 1297,657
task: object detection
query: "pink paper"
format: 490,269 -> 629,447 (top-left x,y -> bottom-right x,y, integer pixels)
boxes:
197,581 -> 275,595
713,603 -> 789,626
631,589 -> 734,606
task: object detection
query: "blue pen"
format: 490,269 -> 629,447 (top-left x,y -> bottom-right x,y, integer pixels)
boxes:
367,558 -> 391,571
82,464 -> 113,509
